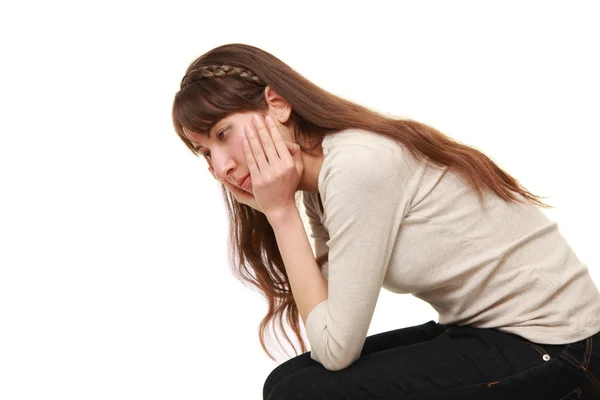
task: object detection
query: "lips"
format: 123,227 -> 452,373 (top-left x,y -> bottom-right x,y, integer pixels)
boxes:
240,176 -> 251,190
236,174 -> 250,187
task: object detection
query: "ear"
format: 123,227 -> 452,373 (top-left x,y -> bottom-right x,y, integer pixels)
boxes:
264,86 -> 292,124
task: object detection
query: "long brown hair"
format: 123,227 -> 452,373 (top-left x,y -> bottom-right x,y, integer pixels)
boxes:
171,43 -> 552,362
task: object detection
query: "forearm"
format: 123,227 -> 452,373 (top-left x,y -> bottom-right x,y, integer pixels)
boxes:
267,205 -> 328,327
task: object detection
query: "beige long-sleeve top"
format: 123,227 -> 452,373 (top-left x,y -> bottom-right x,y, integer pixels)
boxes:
303,128 -> 600,371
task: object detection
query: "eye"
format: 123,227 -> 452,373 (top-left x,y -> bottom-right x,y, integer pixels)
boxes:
217,128 -> 227,140
199,127 -> 228,159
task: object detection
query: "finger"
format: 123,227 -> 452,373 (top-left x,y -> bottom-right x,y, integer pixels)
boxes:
245,123 -> 271,173
285,140 -> 304,176
252,114 -> 280,165
242,130 -> 262,176
284,141 -> 302,166
284,140 -> 299,155
265,115 -> 293,164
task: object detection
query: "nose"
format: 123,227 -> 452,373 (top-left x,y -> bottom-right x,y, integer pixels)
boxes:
211,151 -> 236,182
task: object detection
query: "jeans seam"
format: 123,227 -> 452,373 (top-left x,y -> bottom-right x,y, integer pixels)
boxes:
583,337 -> 592,369
560,354 -> 585,370
584,369 -> 600,393
560,387 -> 583,400
528,344 -> 546,357
560,338 -> 592,370
558,337 -> 600,396
560,344 -> 572,359
560,353 -> 583,370
493,358 -> 555,383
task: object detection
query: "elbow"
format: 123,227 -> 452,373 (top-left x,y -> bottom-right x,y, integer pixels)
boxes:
311,347 -> 361,371
305,300 -> 364,371
323,359 -> 355,372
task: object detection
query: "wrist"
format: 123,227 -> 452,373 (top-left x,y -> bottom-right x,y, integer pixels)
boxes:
266,203 -> 300,228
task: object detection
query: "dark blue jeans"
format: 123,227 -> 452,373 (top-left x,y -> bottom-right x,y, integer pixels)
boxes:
263,320 -> 600,399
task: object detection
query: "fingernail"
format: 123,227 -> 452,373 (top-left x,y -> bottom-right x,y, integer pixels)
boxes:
253,114 -> 260,123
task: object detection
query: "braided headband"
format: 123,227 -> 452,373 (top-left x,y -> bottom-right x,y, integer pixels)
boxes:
180,64 -> 265,89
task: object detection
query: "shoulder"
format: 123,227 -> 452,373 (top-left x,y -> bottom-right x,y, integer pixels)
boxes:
322,128 -> 402,156
319,129 -> 422,191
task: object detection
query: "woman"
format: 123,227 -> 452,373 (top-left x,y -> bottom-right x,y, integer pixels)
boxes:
171,43 -> 600,399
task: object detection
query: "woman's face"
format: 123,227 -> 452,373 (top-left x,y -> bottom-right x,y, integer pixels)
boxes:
184,110 -> 294,193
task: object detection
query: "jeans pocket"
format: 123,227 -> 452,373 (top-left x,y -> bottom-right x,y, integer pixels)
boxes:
558,387 -> 582,400
482,340 -> 577,398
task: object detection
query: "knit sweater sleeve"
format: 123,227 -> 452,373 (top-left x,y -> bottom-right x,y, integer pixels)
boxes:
305,140 -> 413,371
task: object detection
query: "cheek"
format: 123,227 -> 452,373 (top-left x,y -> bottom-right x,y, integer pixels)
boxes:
236,136 -> 248,163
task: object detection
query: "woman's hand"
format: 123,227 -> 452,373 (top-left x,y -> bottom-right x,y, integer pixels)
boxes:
243,114 -> 304,220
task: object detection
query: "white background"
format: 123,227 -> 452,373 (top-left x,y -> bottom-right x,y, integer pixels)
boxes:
1,1 -> 598,399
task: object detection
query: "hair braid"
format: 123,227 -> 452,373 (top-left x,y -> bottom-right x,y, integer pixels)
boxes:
180,64 -> 265,89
